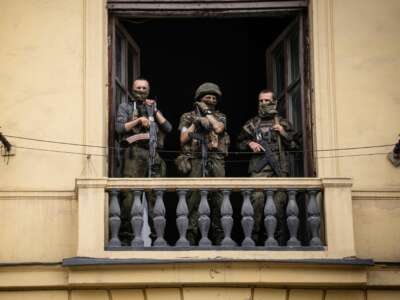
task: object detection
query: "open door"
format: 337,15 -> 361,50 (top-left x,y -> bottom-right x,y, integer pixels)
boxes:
266,14 -> 314,177
108,16 -> 141,177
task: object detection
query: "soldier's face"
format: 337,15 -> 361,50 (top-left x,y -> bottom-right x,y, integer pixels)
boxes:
132,80 -> 150,102
133,80 -> 149,94
201,94 -> 218,106
258,92 -> 274,104
258,92 -> 277,117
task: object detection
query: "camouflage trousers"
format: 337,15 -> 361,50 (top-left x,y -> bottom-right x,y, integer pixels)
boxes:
187,157 -> 225,246
121,146 -> 166,243
250,169 -> 288,246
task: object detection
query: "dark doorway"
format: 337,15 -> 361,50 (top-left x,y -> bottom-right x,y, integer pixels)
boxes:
109,14 -> 314,246
119,16 -> 298,177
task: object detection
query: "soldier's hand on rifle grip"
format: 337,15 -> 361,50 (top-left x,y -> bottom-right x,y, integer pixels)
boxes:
200,117 -> 211,131
194,117 -> 211,131
139,116 -> 150,128
273,124 -> 284,135
248,141 -> 263,153
195,101 -> 210,115
145,99 -> 156,106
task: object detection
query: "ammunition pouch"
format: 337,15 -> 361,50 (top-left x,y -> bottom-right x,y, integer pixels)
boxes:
175,154 -> 192,175
216,132 -> 230,156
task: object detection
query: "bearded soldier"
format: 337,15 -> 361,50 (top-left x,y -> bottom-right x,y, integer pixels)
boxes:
237,89 -> 297,245
116,78 -> 172,243
176,82 -> 230,245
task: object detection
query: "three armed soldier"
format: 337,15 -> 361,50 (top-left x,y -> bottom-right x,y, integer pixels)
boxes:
116,80 -> 297,246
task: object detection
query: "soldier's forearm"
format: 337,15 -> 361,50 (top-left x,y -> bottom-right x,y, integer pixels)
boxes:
206,115 -> 224,134
155,110 -> 166,124
124,118 -> 141,132
180,132 -> 190,145
160,120 -> 172,133
180,124 -> 195,145
155,111 -> 172,133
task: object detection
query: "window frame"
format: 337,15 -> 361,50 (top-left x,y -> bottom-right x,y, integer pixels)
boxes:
108,16 -> 141,177
266,14 -> 314,177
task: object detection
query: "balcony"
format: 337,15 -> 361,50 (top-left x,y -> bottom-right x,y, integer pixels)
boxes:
75,177 -> 355,261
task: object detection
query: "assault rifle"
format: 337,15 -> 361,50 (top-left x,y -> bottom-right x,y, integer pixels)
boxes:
253,128 -> 283,177
192,104 -> 209,177
146,102 -> 158,178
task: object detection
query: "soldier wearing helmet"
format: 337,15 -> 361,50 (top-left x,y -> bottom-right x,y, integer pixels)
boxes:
176,82 -> 230,246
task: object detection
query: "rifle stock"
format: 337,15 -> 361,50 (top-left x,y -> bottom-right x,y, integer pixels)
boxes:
253,126 -> 283,176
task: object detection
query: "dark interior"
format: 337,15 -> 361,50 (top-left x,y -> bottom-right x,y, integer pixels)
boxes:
122,16 -> 294,177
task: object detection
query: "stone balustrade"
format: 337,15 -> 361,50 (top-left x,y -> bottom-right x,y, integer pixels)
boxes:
76,177 -> 355,259
107,186 -> 324,249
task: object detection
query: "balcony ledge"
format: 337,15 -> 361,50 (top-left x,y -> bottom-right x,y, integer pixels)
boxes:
62,256 -> 371,288
63,256 -> 374,267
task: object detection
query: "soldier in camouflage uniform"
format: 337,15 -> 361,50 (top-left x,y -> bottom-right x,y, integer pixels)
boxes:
116,78 -> 172,242
237,89 -> 297,245
176,82 -> 230,245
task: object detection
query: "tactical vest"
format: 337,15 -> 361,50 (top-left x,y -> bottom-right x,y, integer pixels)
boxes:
124,100 -> 165,148
246,116 -> 289,175
254,118 -> 280,152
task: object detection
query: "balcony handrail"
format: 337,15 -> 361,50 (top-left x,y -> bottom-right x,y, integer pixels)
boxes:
75,177 -> 344,192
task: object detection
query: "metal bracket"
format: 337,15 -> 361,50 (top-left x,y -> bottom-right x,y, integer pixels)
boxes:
0,132 -> 15,157
388,138 -> 400,167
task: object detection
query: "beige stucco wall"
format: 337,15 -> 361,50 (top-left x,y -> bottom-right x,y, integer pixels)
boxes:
0,0 -> 107,191
352,191 -> 400,261
312,0 -> 400,262
0,192 -> 77,262
322,0 -> 400,189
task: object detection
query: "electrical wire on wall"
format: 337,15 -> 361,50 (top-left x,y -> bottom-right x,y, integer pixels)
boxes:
3,133 -> 395,162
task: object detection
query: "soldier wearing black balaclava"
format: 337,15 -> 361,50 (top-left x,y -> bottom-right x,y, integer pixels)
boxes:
237,89 -> 297,245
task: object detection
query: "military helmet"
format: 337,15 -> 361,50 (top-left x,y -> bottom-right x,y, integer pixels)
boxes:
194,82 -> 222,100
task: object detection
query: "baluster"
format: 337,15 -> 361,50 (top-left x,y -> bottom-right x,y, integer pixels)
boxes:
220,189 -> 236,247
108,189 -> 121,247
307,189 -> 322,246
153,189 -> 167,247
241,189 -> 255,247
264,189 -> 278,247
198,189 -> 212,247
286,189 -> 300,247
130,189 -> 144,247
176,189 -> 190,247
